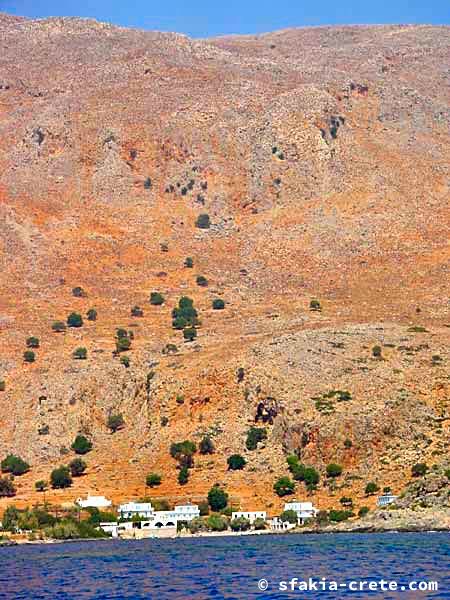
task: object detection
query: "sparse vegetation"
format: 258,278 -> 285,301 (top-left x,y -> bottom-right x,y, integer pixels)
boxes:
170,440 -> 197,468
51,466 -> 72,489
207,485 -> 228,511
23,350 -> 35,363
69,458 -> 87,476
1,454 -> 30,476
326,463 -> 343,478
183,327 -> 197,342
274,476 -> 295,497
72,286 -> 86,298
227,454 -> 246,470
67,312 -> 83,328
365,481 -> 379,496
71,435 -> 92,455
107,413 -> 125,433
212,298 -> 225,310
358,506 -> 370,517
120,356 -> 130,368
116,336 -> 131,353
35,480 -> 48,492
73,347 -> 87,360
329,509 -> 353,522
146,473 -> 162,487
86,308 -> 97,321
150,292 -> 165,305
184,257 -> 194,268
26,336 -> 40,348
199,436 -> 215,455
310,299 -> 322,312
372,345 -> 382,358
0,476 -> 16,497
131,306 -> 144,317
411,463 -> 428,477
178,466 -> 189,485
195,213 -> 211,229
246,426 -> 267,450
280,510 -> 298,524
196,275 -> 208,287
52,321 -> 66,333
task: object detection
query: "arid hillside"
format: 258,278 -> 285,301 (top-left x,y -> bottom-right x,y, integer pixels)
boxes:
0,15 -> 449,516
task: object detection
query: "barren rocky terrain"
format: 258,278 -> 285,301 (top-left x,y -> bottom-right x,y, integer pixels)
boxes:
0,15 -> 449,517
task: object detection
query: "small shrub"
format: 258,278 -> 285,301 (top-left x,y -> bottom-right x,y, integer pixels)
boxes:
230,517 -> 250,532
120,356 -> 130,368
303,467 -> 320,488
372,345 -> 382,358
183,327 -> 197,342
383,486 -> 391,494
178,466 -> 189,485
365,481 -> 379,496
116,337 -> 131,352
172,316 -> 187,330
273,476 -> 295,497
72,286 -> 86,298
107,413 -> 124,433
237,367 -> 245,383
246,427 -> 267,450
184,257 -> 194,268
131,306 -> 144,317
146,473 -> 162,487
23,350 -> 35,363
212,298 -> 225,310
329,510 -> 353,522
0,476 -> 16,497
280,510 -> 298,524
50,466 -> 72,489
26,336 -> 40,348
0,380 -> 5,392
176,394 -> 185,405
35,480 -> 48,492
344,438 -> 352,449
52,321 -> 66,332
162,343 -> 178,354
227,454 -> 246,470
69,457 -> 87,476
73,347 -> 87,360
1,455 -> 30,476
208,485 -> 228,511
160,416 -> 169,426
71,435 -> 92,455
358,506 -> 370,517
326,463 -> 343,478
207,514 -> 228,531
67,312 -> 83,328
339,496 -> 353,507
407,326 -> 428,333
199,437 -> 215,455
86,308 -> 97,321
144,177 -> 152,189
150,292 -> 165,306
411,463 -> 428,477
310,299 -> 321,312
253,517 -> 266,530
195,213 -> 211,229
196,275 -> 208,287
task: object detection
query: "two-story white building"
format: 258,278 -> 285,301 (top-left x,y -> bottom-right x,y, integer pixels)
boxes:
118,502 -> 154,519
283,500 -> 318,524
377,494 -> 398,507
117,501 -> 200,525
231,511 -> 266,524
76,494 -> 112,509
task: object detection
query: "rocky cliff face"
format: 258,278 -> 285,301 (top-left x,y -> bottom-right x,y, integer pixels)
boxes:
0,15 -> 449,514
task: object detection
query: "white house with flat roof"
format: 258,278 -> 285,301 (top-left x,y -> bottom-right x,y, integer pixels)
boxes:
283,500 -> 318,524
231,511 -> 266,524
76,494 -> 112,509
377,494 -> 398,507
117,501 -> 200,526
118,502 -> 154,519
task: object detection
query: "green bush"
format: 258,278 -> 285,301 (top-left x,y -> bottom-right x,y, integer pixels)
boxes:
1,454 -> 30,476
67,312 -> 83,328
253,517 -> 266,530
144,177 -> 152,189
0,476 -> 16,497
150,292 -> 165,306
120,356 -> 130,368
107,413 -> 125,433
246,427 -> 267,450
69,458 -> 86,477
280,509 -> 298,524
207,514 -> 228,531
199,437 -> 215,455
131,306 -> 144,317
358,506 -> 370,517
172,316 -> 187,330
208,485 -> 228,511
72,286 -> 86,298
170,440 -> 197,467
23,350 -> 35,363
411,463 -> 428,477
183,327 -> 197,342
365,481 -> 379,496
212,299 -> 225,310
146,473 -> 162,487
227,454 -> 246,470
184,257 -> 194,268
71,435 -> 92,455
303,467 -> 320,488
286,455 -> 306,481
372,345 -> 382,358
86,308 -> 97,321
0,380 -> 5,392
26,337 -> 39,348
326,463 -> 343,478
73,347 -> 87,360
52,321 -> 66,332
230,516 -> 250,531
35,480 -> 48,492
339,496 -> 353,507
116,337 -> 131,352
273,476 -> 295,497
195,213 -> 211,229
329,509 -> 353,522
198,501 -> 209,516
178,466 -> 189,485
310,299 -> 321,312
196,275 -> 208,287
51,466 -> 72,489
344,438 -> 352,449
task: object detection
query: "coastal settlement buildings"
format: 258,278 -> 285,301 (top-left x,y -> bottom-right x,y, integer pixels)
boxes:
377,493 -> 398,507
283,501 -> 318,524
231,511 -> 267,524
76,494 -> 112,509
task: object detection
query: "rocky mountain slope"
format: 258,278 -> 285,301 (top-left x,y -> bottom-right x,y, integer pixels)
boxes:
0,15 -> 449,516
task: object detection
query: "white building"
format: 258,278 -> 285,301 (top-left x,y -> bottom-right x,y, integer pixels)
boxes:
377,494 -> 398,507
76,494 -> 112,509
117,501 -> 199,525
231,511 -> 266,524
283,500 -> 318,524
118,502 -> 154,519
268,517 -> 296,531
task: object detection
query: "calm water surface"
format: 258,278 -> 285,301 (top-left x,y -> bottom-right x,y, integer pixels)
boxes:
0,532 -> 448,599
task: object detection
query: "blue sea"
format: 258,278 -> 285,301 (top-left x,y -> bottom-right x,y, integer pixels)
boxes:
0,532 -> 448,599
